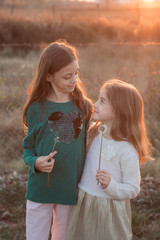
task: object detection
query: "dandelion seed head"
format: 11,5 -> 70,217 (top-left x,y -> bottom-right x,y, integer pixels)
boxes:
98,124 -> 108,134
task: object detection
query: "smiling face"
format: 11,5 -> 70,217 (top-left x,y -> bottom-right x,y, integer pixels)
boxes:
93,89 -> 115,126
47,60 -> 79,95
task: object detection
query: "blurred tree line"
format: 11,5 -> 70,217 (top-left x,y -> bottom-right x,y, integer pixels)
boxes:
0,0 -> 64,15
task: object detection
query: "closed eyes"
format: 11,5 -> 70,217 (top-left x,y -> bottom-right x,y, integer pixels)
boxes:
63,71 -> 79,80
100,97 -> 106,103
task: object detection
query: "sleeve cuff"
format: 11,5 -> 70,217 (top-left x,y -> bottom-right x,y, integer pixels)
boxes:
30,157 -> 38,174
103,177 -> 117,194
24,155 -> 38,174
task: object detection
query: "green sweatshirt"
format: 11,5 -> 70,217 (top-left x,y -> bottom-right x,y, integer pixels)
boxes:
22,100 -> 89,205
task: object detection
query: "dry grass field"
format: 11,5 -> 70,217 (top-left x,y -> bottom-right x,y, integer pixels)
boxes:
0,3 -> 160,240
1,4 -> 160,44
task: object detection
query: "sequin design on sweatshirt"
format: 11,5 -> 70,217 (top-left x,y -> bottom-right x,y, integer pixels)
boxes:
48,111 -> 83,144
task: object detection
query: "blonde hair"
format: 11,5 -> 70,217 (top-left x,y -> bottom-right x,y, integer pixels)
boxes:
23,40 -> 92,128
88,79 -> 153,164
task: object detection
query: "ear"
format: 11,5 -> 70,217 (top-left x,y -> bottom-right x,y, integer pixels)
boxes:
46,74 -> 53,82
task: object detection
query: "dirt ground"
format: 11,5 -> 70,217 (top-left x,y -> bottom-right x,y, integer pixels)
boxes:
0,170 -> 160,240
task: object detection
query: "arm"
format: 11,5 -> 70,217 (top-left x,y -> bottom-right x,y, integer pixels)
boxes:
96,153 -> 141,200
22,106 -> 39,173
22,105 -> 56,174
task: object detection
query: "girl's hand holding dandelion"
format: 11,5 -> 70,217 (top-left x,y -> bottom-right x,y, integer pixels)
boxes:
34,151 -> 57,173
96,170 -> 111,189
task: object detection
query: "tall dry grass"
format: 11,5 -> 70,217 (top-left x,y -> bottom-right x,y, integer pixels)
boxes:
1,7 -> 160,44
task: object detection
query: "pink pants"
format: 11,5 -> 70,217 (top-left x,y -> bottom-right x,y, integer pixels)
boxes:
26,200 -> 70,240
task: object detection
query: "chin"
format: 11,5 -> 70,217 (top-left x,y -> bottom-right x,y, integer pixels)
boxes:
92,114 -> 98,121
66,88 -> 74,93
68,87 -> 75,92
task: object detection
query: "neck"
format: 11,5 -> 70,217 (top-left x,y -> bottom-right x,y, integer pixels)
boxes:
102,122 -> 113,140
47,91 -> 72,103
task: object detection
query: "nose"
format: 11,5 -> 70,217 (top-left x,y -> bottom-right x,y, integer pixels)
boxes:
72,74 -> 78,83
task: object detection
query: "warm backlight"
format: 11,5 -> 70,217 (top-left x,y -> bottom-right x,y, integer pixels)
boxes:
144,0 -> 154,2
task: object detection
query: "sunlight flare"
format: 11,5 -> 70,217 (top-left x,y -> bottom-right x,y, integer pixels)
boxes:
144,0 -> 154,2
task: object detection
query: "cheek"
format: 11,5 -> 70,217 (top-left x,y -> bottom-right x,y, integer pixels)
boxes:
101,107 -> 113,120
108,111 -> 115,120
101,112 -> 107,120
59,79 -> 68,86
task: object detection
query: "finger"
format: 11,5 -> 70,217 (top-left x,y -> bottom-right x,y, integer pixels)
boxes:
97,170 -> 108,174
96,176 -> 107,181
101,177 -> 111,184
43,166 -> 53,173
99,178 -> 108,183
47,168 -> 53,173
46,163 -> 53,168
46,159 -> 55,169
99,179 -> 104,184
46,151 -> 57,161
96,173 -> 108,178
41,169 -> 50,173
50,158 -> 55,164
51,151 -> 57,156
98,171 -> 111,177
96,175 -> 110,180
96,175 -> 102,180
47,160 -> 55,169
99,180 -> 109,188
96,172 -> 107,176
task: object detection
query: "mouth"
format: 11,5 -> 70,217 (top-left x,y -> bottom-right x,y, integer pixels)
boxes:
69,84 -> 75,88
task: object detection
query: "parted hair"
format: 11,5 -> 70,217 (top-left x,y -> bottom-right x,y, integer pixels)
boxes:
88,79 -> 152,164
23,40 -> 93,128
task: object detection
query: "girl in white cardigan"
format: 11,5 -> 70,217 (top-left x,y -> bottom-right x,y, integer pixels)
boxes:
66,79 -> 152,240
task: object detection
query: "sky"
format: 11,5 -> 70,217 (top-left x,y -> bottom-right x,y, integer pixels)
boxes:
71,0 -> 155,3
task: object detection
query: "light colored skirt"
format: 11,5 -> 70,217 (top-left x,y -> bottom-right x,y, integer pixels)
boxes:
66,188 -> 132,240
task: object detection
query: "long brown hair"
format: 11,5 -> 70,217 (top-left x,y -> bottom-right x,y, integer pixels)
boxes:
23,40 -> 92,127
88,79 -> 152,164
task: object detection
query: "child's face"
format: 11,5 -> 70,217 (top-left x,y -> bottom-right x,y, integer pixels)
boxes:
93,89 -> 115,125
47,60 -> 79,94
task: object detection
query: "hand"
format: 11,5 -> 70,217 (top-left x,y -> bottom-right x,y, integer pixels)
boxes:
34,151 -> 57,173
96,170 -> 111,189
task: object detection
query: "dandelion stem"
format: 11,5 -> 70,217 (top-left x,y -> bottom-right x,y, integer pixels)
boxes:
97,133 -> 103,185
48,137 -> 59,187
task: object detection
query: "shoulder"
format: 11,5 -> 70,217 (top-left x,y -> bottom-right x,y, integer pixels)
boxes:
114,140 -> 138,158
26,102 -> 44,126
27,102 -> 42,115
117,142 -> 140,172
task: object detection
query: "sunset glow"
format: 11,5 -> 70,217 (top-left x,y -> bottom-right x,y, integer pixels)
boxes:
81,0 -> 95,1
69,0 -> 156,4
144,0 -> 154,2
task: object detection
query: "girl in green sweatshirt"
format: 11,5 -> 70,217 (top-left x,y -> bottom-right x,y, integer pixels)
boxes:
22,40 -> 92,240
